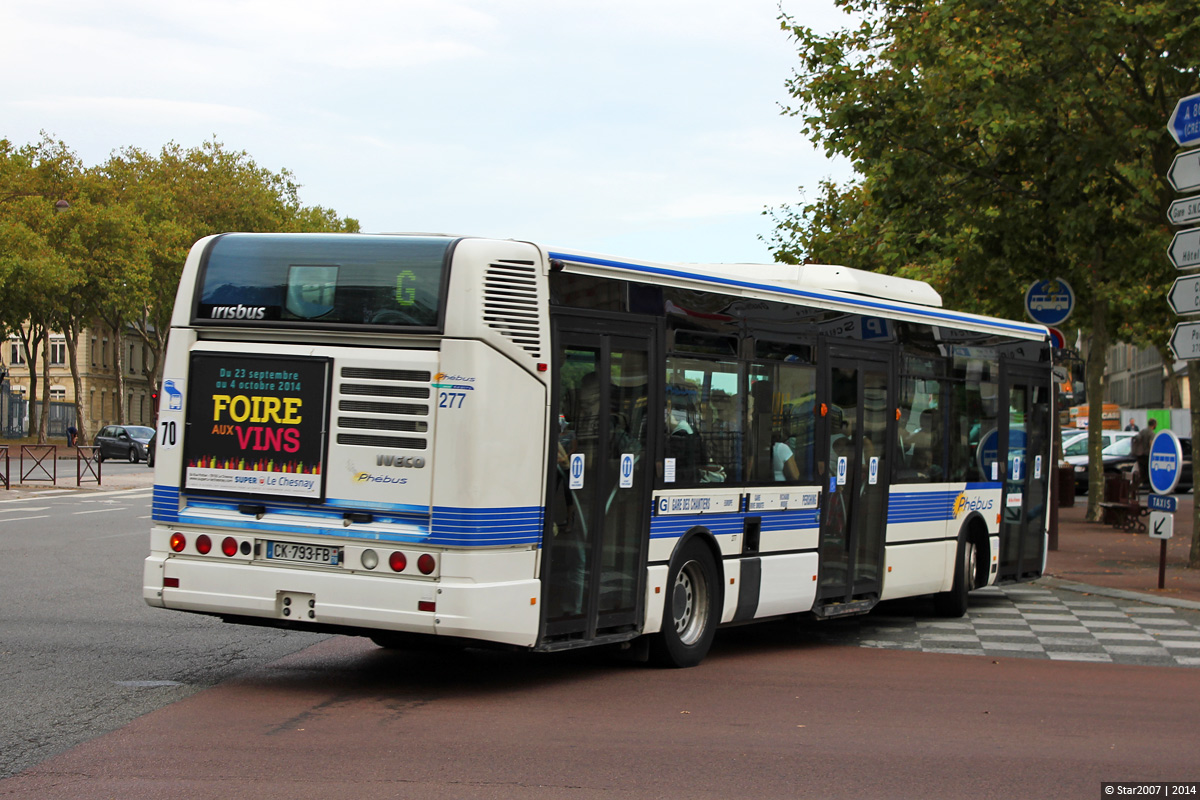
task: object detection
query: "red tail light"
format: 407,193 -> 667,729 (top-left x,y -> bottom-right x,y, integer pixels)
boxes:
221,537 -> 238,557
169,532 -> 186,552
388,552 -> 407,572
196,534 -> 212,555
417,554 -> 436,575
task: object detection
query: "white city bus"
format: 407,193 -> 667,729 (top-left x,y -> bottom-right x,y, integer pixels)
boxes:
144,233 -> 1052,667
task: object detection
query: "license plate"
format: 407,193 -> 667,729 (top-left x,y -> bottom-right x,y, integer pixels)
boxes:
265,541 -> 341,566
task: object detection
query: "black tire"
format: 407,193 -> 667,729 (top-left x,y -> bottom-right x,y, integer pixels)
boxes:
94,449 -> 104,463
934,538 -> 977,618
127,447 -> 138,463
649,538 -> 721,668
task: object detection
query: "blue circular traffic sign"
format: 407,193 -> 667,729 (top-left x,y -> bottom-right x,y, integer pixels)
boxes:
1025,279 -> 1075,326
1149,430 -> 1183,495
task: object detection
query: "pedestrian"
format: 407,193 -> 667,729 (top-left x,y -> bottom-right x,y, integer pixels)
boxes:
66,425 -> 78,448
1131,418 -> 1156,486
1125,420 -> 1138,431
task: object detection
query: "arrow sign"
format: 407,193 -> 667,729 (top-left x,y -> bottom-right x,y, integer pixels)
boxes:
1168,92 -> 1200,147
1169,229 -> 1200,270
1169,274 -> 1200,315
1169,149 -> 1200,193
1168,195 -> 1200,227
1149,511 -> 1174,540
1169,320 -> 1200,360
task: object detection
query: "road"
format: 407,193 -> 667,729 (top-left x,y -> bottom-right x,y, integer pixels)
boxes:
1,481 -> 1198,798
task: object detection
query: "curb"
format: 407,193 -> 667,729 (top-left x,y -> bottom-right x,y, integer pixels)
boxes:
1037,576 -> 1200,612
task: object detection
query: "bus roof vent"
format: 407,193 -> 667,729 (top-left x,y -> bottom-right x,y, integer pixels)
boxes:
483,261 -> 544,358
682,262 -> 943,308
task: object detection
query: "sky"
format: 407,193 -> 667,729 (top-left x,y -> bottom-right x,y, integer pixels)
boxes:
2,0 -> 857,265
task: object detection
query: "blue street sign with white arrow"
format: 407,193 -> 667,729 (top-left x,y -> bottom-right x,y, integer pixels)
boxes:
1169,92 -> 1200,147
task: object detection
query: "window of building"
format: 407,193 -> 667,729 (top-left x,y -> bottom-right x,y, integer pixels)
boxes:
9,338 -> 25,366
50,338 -> 66,366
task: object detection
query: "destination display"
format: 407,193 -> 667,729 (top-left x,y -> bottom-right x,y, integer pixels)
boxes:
184,353 -> 331,499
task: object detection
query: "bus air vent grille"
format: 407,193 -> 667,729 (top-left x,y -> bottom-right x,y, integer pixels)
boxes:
336,368 -> 429,451
484,262 -> 545,358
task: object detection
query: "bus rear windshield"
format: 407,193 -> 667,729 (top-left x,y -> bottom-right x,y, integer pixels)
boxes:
193,234 -> 452,329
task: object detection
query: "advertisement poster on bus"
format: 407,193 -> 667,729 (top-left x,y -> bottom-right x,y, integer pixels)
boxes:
183,353 -> 331,500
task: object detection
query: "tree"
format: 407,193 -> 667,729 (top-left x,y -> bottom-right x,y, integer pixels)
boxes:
771,0 -> 1200,539
94,139 -> 360,398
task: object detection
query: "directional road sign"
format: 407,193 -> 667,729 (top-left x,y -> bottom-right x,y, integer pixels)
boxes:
1169,229 -> 1200,271
1149,429 -> 1183,495
1168,92 -> 1200,147
1168,195 -> 1200,227
1169,275 -> 1200,316
1169,320 -> 1200,360
1148,494 -> 1177,513
1169,149 -> 1200,193
1149,511 -> 1174,540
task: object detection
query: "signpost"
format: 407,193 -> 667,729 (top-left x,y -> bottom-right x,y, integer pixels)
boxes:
1147,430 -> 1183,589
1168,92 -> 1200,147
1169,275 -> 1200,315
1167,195 -> 1200,227
1169,321 -> 1200,360
1168,229 -> 1200,271
1168,149 -> 1200,193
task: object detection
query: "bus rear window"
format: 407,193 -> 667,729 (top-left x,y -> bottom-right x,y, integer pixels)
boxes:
193,234 -> 452,328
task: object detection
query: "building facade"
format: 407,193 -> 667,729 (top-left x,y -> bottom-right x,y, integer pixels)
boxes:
1,325 -> 156,439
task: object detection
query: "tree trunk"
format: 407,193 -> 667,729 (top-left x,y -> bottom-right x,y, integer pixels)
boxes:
38,333 -> 51,445
1084,300 -> 1110,523
1190,363 -> 1200,569
19,326 -> 41,440
64,328 -> 88,444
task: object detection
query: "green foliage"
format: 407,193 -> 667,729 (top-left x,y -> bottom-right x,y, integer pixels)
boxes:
769,0 -> 1200,338
0,134 -> 360,434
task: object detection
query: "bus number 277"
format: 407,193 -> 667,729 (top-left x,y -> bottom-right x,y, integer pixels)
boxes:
438,391 -> 467,409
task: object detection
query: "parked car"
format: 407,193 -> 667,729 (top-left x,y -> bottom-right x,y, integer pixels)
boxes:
1063,430 -> 1136,493
1064,430 -> 1192,494
146,431 -> 156,468
93,425 -> 155,463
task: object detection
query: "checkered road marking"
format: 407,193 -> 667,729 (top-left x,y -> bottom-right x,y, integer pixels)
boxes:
806,584 -> 1200,667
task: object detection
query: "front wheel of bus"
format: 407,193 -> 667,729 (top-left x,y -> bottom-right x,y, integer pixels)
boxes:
650,539 -> 720,668
934,538 -> 976,618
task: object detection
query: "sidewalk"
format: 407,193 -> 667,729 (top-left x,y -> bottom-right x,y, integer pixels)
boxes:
1045,493 -> 1200,608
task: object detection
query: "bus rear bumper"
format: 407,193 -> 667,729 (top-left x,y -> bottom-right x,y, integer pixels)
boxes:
142,555 -> 541,647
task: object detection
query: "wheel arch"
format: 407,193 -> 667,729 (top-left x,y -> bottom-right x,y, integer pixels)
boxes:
956,511 -> 991,589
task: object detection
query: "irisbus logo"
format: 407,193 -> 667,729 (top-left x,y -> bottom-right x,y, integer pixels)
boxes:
210,304 -> 266,320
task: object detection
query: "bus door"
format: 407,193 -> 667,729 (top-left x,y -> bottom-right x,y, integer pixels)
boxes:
542,316 -> 658,643
816,347 -> 893,613
997,365 -> 1051,580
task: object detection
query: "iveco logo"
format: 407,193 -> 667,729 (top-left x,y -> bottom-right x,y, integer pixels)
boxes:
376,454 -> 427,469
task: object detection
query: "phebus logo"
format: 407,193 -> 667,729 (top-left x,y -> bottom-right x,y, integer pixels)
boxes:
432,372 -> 476,390
210,304 -> 266,320
953,492 -> 995,517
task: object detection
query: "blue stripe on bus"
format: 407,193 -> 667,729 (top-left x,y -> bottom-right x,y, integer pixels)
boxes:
547,251 -> 1046,337
887,491 -> 960,524
650,507 -> 819,539
159,488 -> 542,547
152,484 -> 180,523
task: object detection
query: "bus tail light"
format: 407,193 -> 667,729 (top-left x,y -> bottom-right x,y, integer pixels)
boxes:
169,532 -> 186,552
417,554 -> 436,575
196,535 -> 212,555
418,600 -> 436,612
389,552 -> 407,572
221,537 -> 238,557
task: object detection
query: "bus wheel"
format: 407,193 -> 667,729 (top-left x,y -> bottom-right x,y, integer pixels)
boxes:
650,539 -> 720,668
934,539 -> 976,618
